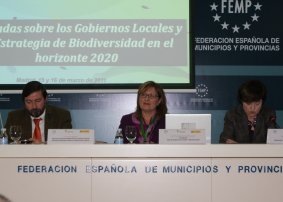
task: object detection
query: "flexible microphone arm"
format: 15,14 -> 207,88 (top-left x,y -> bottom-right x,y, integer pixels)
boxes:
269,115 -> 280,129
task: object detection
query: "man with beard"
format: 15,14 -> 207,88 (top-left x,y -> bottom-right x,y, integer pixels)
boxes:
5,81 -> 72,144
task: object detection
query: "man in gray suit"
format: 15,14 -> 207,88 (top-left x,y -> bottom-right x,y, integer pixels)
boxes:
5,81 -> 72,144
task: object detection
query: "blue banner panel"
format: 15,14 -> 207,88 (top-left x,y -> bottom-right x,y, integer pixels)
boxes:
193,75 -> 283,110
2,76 -> 282,111
194,0 -> 283,65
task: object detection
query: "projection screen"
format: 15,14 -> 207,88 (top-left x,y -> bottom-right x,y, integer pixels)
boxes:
0,0 -> 194,91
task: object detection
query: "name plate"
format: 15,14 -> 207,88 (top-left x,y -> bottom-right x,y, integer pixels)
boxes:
159,129 -> 206,144
48,129 -> 95,144
267,129 -> 283,144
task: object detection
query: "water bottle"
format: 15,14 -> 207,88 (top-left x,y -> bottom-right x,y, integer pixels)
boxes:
0,128 -> 8,145
114,128 -> 124,144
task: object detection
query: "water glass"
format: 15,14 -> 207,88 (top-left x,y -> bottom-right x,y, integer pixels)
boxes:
125,125 -> 137,144
9,125 -> 22,144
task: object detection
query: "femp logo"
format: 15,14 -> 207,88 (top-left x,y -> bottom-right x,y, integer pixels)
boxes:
196,84 -> 209,98
210,0 -> 262,33
190,83 -> 213,104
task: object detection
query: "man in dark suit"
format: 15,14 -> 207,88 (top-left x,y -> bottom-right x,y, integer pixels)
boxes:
5,81 -> 72,144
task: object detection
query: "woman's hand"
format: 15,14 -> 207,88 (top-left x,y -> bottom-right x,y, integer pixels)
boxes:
225,139 -> 238,144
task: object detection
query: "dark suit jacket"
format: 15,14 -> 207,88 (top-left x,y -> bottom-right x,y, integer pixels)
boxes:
4,105 -> 72,142
219,105 -> 276,143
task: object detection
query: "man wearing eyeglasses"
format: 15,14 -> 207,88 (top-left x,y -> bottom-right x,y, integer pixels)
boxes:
5,81 -> 72,144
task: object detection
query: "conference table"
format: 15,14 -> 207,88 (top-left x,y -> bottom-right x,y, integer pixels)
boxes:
1,144 -> 283,202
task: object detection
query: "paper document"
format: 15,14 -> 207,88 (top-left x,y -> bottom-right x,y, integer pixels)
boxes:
48,129 -> 95,144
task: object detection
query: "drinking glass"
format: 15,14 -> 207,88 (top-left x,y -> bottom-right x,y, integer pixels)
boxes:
9,125 -> 22,144
125,125 -> 137,144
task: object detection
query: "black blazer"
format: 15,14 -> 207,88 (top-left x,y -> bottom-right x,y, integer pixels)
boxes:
4,105 -> 72,142
219,105 -> 277,143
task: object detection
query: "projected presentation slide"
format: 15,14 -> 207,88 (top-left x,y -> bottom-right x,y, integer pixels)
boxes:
0,0 -> 193,89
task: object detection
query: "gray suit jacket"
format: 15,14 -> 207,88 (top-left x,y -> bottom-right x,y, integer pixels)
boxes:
219,105 -> 277,143
5,105 -> 72,142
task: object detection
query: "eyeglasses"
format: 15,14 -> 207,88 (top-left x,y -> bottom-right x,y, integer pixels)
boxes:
139,93 -> 159,100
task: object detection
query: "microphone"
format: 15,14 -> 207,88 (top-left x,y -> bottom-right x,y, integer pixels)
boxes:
30,108 -> 42,117
268,115 -> 280,129
0,112 -> 4,129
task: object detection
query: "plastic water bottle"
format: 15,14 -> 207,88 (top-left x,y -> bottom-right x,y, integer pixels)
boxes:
114,128 -> 124,144
0,128 -> 8,145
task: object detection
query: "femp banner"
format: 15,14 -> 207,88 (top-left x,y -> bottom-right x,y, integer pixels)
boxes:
194,0 -> 282,66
